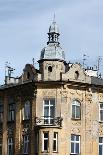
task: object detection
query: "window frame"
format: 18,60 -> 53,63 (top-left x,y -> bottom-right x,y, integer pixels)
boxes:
23,101 -> 30,120
7,137 -> 14,155
99,102 -> 103,122
42,131 -> 49,152
8,103 -> 15,122
72,100 -> 81,120
99,137 -> 103,155
70,134 -> 80,155
0,102 -> 3,123
43,98 -> 55,125
22,134 -> 29,154
53,132 -> 58,152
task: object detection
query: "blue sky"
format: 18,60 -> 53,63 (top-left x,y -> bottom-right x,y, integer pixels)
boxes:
0,0 -> 103,84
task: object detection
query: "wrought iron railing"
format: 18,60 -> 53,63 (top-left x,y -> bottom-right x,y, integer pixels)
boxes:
35,116 -> 63,127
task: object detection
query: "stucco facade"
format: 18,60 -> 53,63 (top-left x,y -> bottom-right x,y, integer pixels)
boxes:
0,19 -> 103,155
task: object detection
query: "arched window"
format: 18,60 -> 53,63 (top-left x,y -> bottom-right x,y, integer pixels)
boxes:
72,100 -> 81,119
23,101 -> 30,120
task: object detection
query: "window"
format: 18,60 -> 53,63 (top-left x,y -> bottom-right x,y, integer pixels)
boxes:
23,101 -> 30,120
0,100 -> 3,123
99,103 -> 103,121
42,132 -> 49,152
99,137 -> 103,155
0,137 -> 2,155
74,71 -> 79,80
43,99 -> 55,125
7,137 -> 14,155
71,134 -> 80,154
48,66 -> 52,73
72,100 -> 81,119
35,132 -> 39,154
53,132 -> 58,152
8,103 -> 15,121
23,135 -> 29,154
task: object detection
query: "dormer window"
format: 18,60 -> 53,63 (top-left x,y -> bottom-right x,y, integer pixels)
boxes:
48,66 -> 52,73
27,72 -> 30,80
74,71 -> 79,80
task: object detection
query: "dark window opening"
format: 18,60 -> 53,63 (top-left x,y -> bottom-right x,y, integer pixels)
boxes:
27,72 -> 30,80
75,71 -> 79,80
48,66 -> 52,73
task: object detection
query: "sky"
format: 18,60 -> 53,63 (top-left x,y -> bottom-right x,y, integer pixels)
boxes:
0,0 -> 103,84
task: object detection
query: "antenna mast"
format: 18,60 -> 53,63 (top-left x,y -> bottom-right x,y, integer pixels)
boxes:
97,56 -> 102,77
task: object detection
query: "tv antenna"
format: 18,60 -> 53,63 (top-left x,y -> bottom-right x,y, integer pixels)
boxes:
97,56 -> 102,77
83,54 -> 89,69
5,62 -> 15,78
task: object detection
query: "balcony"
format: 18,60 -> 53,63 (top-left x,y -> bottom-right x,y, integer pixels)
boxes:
35,116 -> 63,128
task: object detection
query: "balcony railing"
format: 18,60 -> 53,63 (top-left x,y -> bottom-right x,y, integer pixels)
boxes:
35,116 -> 63,128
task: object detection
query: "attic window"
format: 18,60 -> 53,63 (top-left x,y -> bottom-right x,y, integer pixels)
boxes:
27,72 -> 30,80
48,66 -> 52,72
75,71 -> 79,80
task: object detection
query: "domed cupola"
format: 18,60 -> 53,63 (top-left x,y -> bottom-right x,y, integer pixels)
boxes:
40,16 -> 65,61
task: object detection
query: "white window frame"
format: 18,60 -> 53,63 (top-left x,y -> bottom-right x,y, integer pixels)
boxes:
71,134 -> 80,154
99,137 -> 103,155
23,101 -> 30,120
42,132 -> 49,152
23,135 -> 29,154
43,99 -> 55,125
72,100 -> 81,119
53,132 -> 58,152
99,102 -> 103,122
7,137 -> 14,155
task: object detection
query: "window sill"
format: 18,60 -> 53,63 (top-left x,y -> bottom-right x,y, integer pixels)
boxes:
41,151 -> 49,153
99,121 -> 103,123
7,120 -> 15,123
70,154 -> 80,155
53,151 -> 58,153
71,118 -> 81,121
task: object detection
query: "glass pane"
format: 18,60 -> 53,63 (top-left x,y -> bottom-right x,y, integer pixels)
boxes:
76,143 -> 79,153
44,106 -> 49,117
25,102 -> 30,119
71,135 -> 75,141
100,104 -> 103,109
99,145 -> 102,155
53,140 -> 56,151
44,140 -> 48,151
72,105 -> 75,118
71,142 -> 74,153
76,106 -> 80,118
54,132 -> 56,138
44,132 -> 48,138
99,137 -> 103,143
50,106 -> 55,117
100,111 -> 103,121
76,135 -> 79,141
0,106 -> 3,112
44,100 -> 49,105
50,99 -> 55,106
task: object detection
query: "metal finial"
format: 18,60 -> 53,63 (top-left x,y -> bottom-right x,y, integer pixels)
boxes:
53,13 -> 56,23
32,58 -> 35,66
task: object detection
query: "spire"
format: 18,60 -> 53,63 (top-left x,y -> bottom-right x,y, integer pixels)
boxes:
47,15 -> 60,45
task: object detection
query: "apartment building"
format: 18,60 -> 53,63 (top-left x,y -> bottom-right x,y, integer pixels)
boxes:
0,18 -> 103,155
